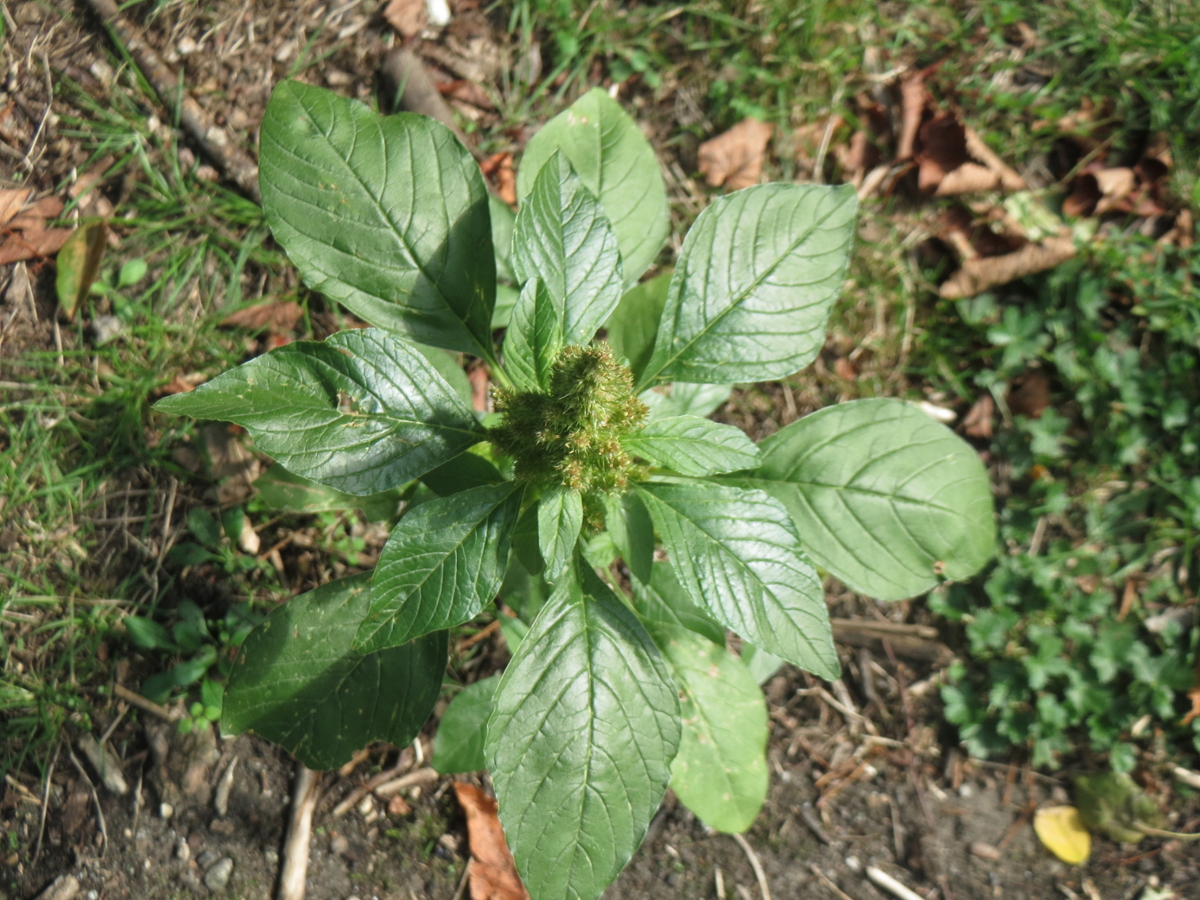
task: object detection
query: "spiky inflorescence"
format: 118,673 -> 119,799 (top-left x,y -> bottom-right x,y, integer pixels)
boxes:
489,345 -> 647,493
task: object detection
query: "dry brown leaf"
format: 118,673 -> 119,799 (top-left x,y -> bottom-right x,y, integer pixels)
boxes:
698,118 -> 774,191
69,155 -> 115,202
940,236 -> 1075,299
964,127 -> 1027,191
1007,370 -> 1051,419
936,162 -> 1002,196
480,152 -> 516,206
387,794 -> 412,816
833,357 -> 857,380
220,299 -> 304,332
897,72 -> 927,160
203,423 -> 262,506
0,227 -> 74,266
384,0 -> 426,39
962,393 -> 995,439
453,782 -> 530,900
1065,167 -> 1137,218
438,80 -> 495,111
468,364 -> 490,413
0,187 -> 31,228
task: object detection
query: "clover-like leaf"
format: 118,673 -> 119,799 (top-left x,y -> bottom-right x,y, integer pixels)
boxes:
638,184 -> 857,388
156,329 -> 485,496
222,574 -> 445,770
487,568 -> 680,900
518,89 -> 669,286
260,80 -> 495,355
635,481 -> 838,678
738,398 -> 995,601
356,482 -> 523,652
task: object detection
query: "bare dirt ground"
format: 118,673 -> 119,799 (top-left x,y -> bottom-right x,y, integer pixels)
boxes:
2,2 -> 1199,900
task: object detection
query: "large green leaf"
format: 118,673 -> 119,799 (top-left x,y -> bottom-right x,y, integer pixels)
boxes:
633,561 -> 724,647
518,89 -> 669,286
537,485 -> 583,582
635,481 -> 838,679
503,277 -> 561,392
156,329 -> 484,496
512,152 -> 624,346
605,273 -> 670,383
624,415 -> 759,477
253,464 -> 401,522
222,574 -> 445,770
641,382 -> 733,420
643,621 -> 768,834
431,674 -> 499,775
356,482 -> 523,652
487,569 -> 680,900
638,184 -> 857,389
259,80 -> 494,355
603,490 -> 654,585
736,398 -> 995,601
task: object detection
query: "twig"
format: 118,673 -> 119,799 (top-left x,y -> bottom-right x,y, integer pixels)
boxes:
865,866 -> 924,900
450,862 -> 471,900
67,747 -> 108,858
715,866 -> 726,900
331,756 -> 418,818
81,0 -> 260,202
21,54 -> 53,171
808,864 -> 854,900
277,763 -> 320,900
794,802 -> 832,844
32,738 -> 60,865
731,833 -> 772,900
457,619 -> 501,651
114,683 -> 180,721
374,766 -> 439,797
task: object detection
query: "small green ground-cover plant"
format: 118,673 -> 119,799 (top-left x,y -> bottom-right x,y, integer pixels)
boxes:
933,243 -> 1200,770
157,82 -> 994,900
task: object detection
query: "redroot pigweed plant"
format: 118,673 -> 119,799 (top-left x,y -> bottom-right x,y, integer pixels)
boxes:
158,82 -> 994,900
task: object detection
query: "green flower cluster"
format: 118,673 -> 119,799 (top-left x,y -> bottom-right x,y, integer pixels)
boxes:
489,344 -> 647,493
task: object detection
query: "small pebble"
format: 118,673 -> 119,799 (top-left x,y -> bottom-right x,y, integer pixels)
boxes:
970,841 -> 1001,861
176,840 -> 191,861
178,36 -> 199,55
264,847 -> 280,867
204,858 -> 234,892
330,834 -> 349,856
210,818 -> 235,835
196,849 -> 218,869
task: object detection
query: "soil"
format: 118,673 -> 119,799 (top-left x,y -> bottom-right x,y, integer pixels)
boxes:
2,3 -> 1199,900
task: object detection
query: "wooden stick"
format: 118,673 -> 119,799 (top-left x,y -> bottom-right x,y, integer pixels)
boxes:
81,0 -> 260,203
114,683 -> 180,722
808,864 -> 854,900
865,866 -> 924,900
731,833 -> 772,900
277,763 -> 320,900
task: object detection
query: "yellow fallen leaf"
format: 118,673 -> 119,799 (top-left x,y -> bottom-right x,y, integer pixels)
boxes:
1034,805 -> 1091,864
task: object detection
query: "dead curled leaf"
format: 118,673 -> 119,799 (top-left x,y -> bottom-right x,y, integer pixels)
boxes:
453,782 -> 530,900
698,118 -> 774,191
939,235 -> 1075,299
896,72 -> 927,161
220,299 -> 304,332
961,393 -> 995,439
480,152 -> 517,206
918,115 -> 1026,196
384,0 -> 426,39
0,187 -> 31,228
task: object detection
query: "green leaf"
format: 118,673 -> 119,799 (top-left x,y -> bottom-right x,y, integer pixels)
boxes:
156,329 -> 485,496
635,481 -> 838,678
487,569 -> 680,900
512,151 -> 624,345
644,621 -> 768,833
633,561 -> 724,647
420,452 -> 505,496
503,277 -> 561,392
518,88 -> 669,286
259,80 -> 495,355
253,464 -> 402,522
431,674 -> 499,775
356,482 -> 523,652
223,574 -> 445,770
638,184 -> 857,389
740,642 -> 785,686
187,508 -> 222,548
740,399 -> 995,601
124,616 -> 175,652
490,194 -> 517,283
641,382 -> 733,420
603,490 -> 654,584
605,273 -> 671,383
537,485 -> 583,582
624,415 -> 759,476
413,343 -> 474,408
